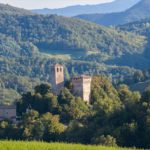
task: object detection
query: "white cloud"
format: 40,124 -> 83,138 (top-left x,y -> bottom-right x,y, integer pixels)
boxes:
0,0 -> 113,9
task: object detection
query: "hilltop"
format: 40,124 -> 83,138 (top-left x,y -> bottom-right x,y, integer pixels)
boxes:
76,0 -> 150,26
0,3 -> 32,15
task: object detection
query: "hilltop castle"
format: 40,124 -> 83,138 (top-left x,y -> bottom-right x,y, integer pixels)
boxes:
51,64 -> 92,104
0,64 -> 92,122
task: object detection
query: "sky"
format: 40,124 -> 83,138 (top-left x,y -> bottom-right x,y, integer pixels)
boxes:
0,0 -> 114,9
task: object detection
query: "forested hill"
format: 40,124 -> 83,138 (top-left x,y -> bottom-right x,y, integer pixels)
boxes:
76,0 -> 150,26
0,3 -> 32,15
119,18 -> 150,33
118,18 -> 150,56
0,3 -> 149,104
0,9 -> 145,58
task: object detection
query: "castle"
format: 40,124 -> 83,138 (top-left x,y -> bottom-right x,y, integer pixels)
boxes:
51,64 -> 92,104
0,64 -> 92,122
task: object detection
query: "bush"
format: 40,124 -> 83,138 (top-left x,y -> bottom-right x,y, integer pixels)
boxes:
91,135 -> 117,147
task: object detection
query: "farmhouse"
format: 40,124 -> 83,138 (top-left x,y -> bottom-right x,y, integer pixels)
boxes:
0,105 -> 16,122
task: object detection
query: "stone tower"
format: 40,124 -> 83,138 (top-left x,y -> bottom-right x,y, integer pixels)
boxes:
71,75 -> 92,104
51,64 -> 64,94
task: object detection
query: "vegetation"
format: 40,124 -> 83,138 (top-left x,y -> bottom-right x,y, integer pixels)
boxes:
1,3 -> 150,149
1,4 -> 149,103
0,141 -> 140,150
1,76 -> 150,148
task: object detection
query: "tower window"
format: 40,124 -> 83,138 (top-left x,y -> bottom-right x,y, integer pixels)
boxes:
57,68 -> 59,72
60,68 -> 62,72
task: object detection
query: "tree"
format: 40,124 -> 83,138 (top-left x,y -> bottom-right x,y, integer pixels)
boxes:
141,86 -> 150,103
41,113 -> 66,141
91,135 -> 117,147
91,76 -> 123,114
58,88 -> 89,123
35,84 -> 51,95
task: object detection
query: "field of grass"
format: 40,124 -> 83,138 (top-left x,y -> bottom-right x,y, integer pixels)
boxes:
0,141 -> 142,150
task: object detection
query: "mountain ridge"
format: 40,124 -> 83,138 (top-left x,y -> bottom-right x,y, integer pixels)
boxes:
76,0 -> 150,26
32,0 -> 140,17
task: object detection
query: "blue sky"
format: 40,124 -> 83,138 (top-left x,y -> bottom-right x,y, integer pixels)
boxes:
0,0 -> 113,9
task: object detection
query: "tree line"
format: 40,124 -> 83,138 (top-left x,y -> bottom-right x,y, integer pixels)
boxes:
1,76 -> 150,148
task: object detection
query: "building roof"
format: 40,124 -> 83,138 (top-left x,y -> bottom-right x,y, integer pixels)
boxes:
53,64 -> 63,67
72,75 -> 92,80
0,105 -> 16,109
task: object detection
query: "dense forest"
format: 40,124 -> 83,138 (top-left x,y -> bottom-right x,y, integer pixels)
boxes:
1,77 -> 150,148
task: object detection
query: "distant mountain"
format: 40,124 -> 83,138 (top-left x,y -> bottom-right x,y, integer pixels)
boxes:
76,0 -> 150,26
32,0 -> 140,17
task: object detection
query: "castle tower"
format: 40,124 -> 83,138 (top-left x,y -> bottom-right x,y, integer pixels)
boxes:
71,75 -> 92,104
51,64 -> 64,94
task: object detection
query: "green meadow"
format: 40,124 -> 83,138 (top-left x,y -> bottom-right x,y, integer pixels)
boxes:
0,141 -> 143,150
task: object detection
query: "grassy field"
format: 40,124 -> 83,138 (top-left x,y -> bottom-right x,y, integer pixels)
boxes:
0,141 -> 142,150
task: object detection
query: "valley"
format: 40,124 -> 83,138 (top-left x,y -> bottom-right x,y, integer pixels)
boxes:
1,1 -> 150,149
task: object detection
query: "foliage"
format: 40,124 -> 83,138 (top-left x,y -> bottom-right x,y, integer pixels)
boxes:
91,135 -> 117,147
2,77 -> 150,148
0,4 -> 149,104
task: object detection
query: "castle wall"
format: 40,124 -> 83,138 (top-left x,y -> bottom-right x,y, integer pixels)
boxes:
72,75 -> 92,104
83,77 -> 92,103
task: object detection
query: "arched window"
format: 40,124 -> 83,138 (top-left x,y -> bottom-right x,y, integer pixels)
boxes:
57,68 -> 59,72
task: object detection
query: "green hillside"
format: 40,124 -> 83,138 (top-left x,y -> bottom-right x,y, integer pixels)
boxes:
0,12 -> 145,58
0,3 -> 150,103
0,141 -> 141,150
118,17 -> 150,59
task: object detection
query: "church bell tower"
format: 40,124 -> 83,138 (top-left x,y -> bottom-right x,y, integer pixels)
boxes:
51,64 -> 64,94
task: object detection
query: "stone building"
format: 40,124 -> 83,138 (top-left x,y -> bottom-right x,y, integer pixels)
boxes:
51,64 -> 64,94
50,64 -> 92,103
71,75 -> 92,104
0,105 -> 16,122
